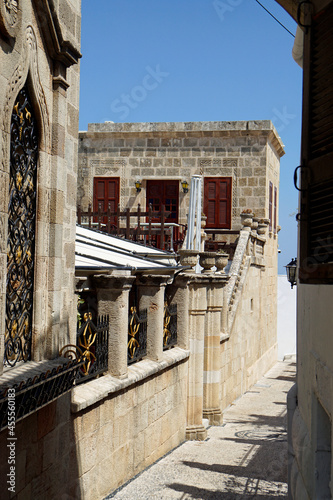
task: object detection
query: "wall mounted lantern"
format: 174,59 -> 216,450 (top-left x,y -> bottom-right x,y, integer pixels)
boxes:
285,258 -> 297,288
135,180 -> 142,193
181,180 -> 189,193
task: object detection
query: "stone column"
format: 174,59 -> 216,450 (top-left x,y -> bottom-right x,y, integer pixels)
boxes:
186,275 -> 208,440
203,275 -> 228,425
93,271 -> 135,378
137,274 -> 170,362
221,287 -> 229,334
168,274 -> 190,350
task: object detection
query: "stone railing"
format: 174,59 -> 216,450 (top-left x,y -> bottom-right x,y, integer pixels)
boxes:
225,230 -> 252,332
248,232 -> 266,266
224,214 -> 269,332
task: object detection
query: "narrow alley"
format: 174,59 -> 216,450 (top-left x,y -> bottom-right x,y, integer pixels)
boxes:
106,361 -> 295,500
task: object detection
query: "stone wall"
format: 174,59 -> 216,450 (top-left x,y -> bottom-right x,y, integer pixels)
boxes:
0,354 -> 188,500
78,121 -> 284,229
0,0 -> 81,370
287,284 -> 333,499
0,233 -> 279,499
71,355 -> 188,499
220,225 -> 278,411
0,0 -> 81,497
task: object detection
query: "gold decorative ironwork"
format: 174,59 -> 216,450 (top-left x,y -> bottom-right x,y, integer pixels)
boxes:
5,85 -> 38,367
163,302 -> 177,350
127,307 -> 147,364
60,312 -> 96,375
163,301 -> 171,346
25,107 -> 31,122
16,171 -> 22,189
59,312 -> 109,383
77,312 -> 97,374
128,306 -> 140,359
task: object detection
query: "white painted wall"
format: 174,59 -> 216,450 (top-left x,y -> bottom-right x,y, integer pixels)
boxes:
277,274 -> 296,360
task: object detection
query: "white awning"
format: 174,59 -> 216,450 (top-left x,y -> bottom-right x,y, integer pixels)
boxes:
75,225 -> 178,271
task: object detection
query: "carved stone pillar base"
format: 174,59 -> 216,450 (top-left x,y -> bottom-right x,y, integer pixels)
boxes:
185,424 -> 207,441
203,407 -> 223,426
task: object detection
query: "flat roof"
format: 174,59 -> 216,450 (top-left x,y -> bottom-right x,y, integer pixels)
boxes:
79,120 -> 285,157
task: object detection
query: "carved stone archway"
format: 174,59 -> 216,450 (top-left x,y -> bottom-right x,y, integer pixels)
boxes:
1,25 -> 50,368
2,25 -> 50,164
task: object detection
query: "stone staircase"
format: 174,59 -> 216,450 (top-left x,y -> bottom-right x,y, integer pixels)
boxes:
225,226 -> 266,333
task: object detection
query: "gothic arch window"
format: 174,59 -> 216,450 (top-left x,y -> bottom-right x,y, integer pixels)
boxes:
5,84 -> 38,367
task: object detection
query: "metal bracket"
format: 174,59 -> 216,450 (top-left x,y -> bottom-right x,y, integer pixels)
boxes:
294,165 -> 310,192
297,1 -> 313,33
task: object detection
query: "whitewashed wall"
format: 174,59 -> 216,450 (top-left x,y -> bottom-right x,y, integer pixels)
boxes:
277,274 -> 296,360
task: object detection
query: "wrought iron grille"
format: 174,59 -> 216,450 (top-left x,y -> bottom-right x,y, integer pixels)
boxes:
128,307 -> 147,364
5,85 -> 38,367
59,313 -> 109,384
163,302 -> 177,349
0,359 -> 82,431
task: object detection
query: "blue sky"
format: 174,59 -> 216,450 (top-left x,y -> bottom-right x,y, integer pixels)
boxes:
79,0 -> 302,273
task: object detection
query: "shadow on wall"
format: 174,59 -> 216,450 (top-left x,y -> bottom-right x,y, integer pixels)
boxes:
0,392 -> 82,499
277,275 -> 296,360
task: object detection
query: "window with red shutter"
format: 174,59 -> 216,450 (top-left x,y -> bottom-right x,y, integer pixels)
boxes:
204,178 -> 232,229
93,177 -> 119,225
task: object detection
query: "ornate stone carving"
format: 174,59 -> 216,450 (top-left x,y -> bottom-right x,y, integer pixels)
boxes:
2,26 -> 50,175
0,0 -> 20,38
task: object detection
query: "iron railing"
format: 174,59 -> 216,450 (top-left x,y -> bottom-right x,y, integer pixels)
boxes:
77,203 -> 185,251
0,359 -> 82,431
163,302 -> 177,349
59,313 -> 109,384
128,307 -> 147,364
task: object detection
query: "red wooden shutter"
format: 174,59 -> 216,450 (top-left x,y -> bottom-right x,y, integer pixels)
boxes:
206,180 -> 217,227
164,182 -> 178,222
204,178 -> 231,229
106,179 -> 117,215
93,177 -> 119,224
298,2 -> 333,283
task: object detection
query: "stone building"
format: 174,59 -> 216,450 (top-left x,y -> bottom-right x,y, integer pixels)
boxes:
78,120 -> 284,238
0,0 -> 81,369
0,104 -> 284,498
2,0 -> 321,496
286,1 -> 333,498
0,0 -> 81,498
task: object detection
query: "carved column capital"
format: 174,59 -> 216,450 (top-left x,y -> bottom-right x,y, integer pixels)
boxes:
92,271 -> 135,293
137,273 -> 171,288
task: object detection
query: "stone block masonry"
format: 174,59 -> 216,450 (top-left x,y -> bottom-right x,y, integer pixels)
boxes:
78,121 -> 284,229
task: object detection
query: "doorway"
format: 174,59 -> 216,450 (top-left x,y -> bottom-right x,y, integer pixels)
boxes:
146,180 -> 179,223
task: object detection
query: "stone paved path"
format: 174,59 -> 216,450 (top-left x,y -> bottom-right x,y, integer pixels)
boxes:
106,361 -> 296,499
